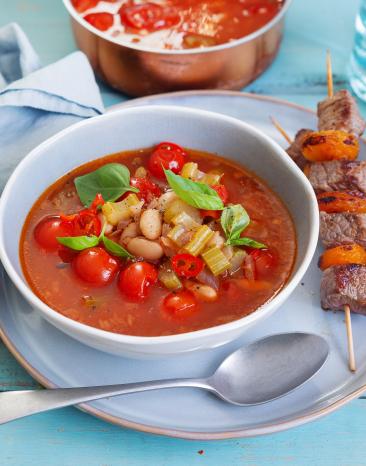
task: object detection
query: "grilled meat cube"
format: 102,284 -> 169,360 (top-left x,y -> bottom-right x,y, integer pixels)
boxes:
308,160 -> 366,194
317,89 -> 366,136
321,264 -> 366,314
320,211 -> 366,248
286,128 -> 313,169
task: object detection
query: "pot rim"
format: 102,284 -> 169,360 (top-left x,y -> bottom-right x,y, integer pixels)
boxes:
62,0 -> 292,56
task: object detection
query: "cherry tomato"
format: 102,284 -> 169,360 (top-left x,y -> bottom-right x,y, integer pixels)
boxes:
162,290 -> 198,318
171,254 -> 204,278
119,3 -> 179,31
84,12 -> 114,31
130,177 -> 162,202
212,184 -> 229,204
118,261 -> 158,300
34,216 -> 73,251
148,142 -> 186,179
73,247 -> 119,286
250,249 -> 276,278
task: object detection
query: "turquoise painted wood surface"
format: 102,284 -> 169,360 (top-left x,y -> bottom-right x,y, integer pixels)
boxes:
1,0 -> 366,464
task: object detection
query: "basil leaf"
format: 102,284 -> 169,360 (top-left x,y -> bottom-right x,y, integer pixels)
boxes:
102,236 -> 133,258
229,237 -> 266,249
57,235 -> 99,250
164,169 -> 224,210
75,163 -> 138,207
221,204 -> 250,242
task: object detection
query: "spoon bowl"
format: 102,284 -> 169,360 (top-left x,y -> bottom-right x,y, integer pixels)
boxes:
209,333 -> 329,405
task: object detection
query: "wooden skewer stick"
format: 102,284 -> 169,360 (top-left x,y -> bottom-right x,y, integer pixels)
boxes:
344,305 -> 356,372
327,50 -> 356,372
326,49 -> 334,98
270,116 -> 293,144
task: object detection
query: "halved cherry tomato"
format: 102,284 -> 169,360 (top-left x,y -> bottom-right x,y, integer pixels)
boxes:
148,142 -> 186,179
72,0 -> 115,13
34,216 -> 73,251
61,194 -> 104,237
84,12 -> 114,31
118,261 -> 158,300
71,0 -> 99,13
212,184 -> 229,204
119,3 -> 179,31
73,247 -> 119,286
250,249 -> 276,277
130,177 -> 162,202
171,254 -> 204,278
162,290 -> 198,317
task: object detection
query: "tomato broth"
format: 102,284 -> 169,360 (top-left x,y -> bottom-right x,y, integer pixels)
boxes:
20,146 -> 296,337
71,0 -> 285,50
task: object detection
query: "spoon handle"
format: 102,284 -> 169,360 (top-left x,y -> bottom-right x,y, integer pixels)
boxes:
0,378 -> 211,425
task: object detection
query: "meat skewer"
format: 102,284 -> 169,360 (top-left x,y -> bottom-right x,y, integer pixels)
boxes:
270,52 -> 365,371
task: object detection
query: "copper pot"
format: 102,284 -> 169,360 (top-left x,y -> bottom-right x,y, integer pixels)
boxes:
63,0 -> 292,97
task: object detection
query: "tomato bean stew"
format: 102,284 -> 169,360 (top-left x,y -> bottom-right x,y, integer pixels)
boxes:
71,0 -> 285,50
20,143 -> 296,336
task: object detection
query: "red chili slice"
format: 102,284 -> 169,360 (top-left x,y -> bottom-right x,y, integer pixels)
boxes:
84,12 -> 114,31
60,194 -> 103,237
171,254 -> 204,278
148,141 -> 186,179
119,3 -> 180,32
130,177 -> 162,202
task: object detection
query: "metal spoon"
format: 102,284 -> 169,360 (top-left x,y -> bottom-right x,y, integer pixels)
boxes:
0,332 -> 328,424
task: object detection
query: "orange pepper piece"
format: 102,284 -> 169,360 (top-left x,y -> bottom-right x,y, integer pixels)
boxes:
317,191 -> 366,213
319,244 -> 366,270
301,130 -> 359,162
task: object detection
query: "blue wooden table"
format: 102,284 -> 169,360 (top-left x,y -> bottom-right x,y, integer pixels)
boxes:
2,0 -> 366,464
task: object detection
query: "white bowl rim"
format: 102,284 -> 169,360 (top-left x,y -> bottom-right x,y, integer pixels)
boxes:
62,0 -> 293,56
0,104 -> 319,347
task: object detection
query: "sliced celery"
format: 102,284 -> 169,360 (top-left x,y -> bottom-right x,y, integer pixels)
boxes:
202,247 -> 230,276
102,194 -> 140,226
163,199 -> 201,224
228,249 -> 247,274
158,267 -> 182,291
167,225 -> 187,247
201,173 -> 222,186
184,225 -> 214,256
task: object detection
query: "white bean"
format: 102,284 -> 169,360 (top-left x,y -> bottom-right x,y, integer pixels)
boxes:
127,237 -> 164,261
186,282 -> 218,302
140,209 -> 162,240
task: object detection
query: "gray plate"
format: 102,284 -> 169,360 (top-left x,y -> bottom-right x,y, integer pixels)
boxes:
1,90 -> 366,439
